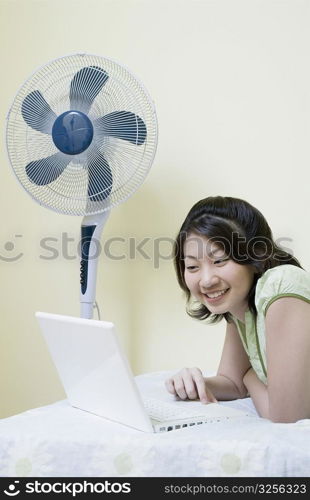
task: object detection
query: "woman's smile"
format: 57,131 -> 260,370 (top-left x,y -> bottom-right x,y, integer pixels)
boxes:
202,288 -> 230,303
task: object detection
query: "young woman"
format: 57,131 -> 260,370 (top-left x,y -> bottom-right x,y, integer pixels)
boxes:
165,196 -> 310,423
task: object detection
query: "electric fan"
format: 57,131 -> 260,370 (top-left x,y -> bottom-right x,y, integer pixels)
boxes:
6,53 -> 158,318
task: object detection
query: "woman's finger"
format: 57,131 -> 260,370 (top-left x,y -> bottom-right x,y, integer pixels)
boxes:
183,375 -> 198,400
192,368 -> 218,403
165,378 -> 176,395
173,374 -> 188,400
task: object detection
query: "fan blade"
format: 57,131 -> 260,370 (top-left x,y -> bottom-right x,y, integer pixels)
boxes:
21,90 -> 57,134
94,111 -> 147,145
26,153 -> 70,186
87,151 -> 113,201
70,66 -> 109,114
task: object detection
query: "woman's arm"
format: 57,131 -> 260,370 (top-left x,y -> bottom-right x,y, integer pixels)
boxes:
213,320 -> 251,399
243,367 -> 269,418
264,296 -> 310,423
244,297 -> 310,422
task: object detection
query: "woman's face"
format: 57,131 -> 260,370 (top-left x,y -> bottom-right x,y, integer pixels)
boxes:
183,233 -> 255,322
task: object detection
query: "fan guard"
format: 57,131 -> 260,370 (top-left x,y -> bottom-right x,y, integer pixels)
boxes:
6,53 -> 158,216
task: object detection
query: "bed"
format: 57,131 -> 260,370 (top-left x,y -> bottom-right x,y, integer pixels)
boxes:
1,371 -> 310,477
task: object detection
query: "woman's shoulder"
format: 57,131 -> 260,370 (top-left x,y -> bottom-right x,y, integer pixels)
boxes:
255,264 -> 310,315
257,264 -> 310,287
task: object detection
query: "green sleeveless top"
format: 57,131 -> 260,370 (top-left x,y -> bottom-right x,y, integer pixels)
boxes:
232,264 -> 310,385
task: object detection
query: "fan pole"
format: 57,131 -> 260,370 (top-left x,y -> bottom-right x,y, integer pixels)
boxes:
80,211 -> 110,319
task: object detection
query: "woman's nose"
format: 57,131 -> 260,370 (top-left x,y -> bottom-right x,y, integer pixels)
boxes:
199,270 -> 220,289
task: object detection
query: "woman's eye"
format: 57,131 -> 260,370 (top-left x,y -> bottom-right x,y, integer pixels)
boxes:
186,266 -> 198,270
214,258 -> 229,265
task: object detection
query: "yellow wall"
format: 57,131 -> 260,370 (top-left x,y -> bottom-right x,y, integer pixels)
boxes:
1,0 -> 309,418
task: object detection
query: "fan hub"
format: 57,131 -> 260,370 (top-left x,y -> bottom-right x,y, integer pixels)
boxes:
52,111 -> 93,155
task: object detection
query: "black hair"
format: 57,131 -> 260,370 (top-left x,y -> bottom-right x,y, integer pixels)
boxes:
174,196 -> 302,323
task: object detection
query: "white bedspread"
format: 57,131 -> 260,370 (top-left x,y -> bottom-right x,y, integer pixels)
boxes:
1,371 -> 310,477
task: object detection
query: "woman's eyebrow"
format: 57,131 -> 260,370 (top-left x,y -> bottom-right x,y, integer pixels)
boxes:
184,249 -> 224,260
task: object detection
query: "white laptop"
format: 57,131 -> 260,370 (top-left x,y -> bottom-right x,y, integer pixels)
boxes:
36,312 -> 252,433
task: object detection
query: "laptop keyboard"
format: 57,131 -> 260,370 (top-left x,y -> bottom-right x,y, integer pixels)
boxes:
143,397 -> 204,421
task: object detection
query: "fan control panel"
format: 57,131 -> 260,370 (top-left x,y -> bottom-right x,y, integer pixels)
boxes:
80,224 -> 97,294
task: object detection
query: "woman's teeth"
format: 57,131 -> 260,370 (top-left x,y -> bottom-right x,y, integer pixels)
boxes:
206,289 -> 228,298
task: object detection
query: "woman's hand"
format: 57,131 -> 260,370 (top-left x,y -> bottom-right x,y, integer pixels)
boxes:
165,367 -> 218,404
